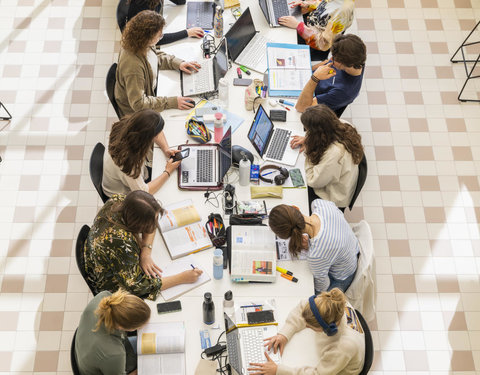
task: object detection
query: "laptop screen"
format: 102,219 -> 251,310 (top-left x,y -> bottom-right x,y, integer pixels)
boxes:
219,127 -> 232,181
225,7 -> 257,62
247,105 -> 273,157
214,38 -> 229,87
258,0 -> 270,23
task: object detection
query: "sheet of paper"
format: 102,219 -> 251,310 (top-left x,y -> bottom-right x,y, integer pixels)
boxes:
158,199 -> 199,232
276,238 -> 307,261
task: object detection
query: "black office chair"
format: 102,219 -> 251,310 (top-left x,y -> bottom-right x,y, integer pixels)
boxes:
116,0 -> 129,32
356,309 -> 373,375
71,329 -> 81,375
76,224 -> 99,296
348,154 -> 368,211
106,63 -> 122,119
89,142 -> 109,204
335,106 -> 347,118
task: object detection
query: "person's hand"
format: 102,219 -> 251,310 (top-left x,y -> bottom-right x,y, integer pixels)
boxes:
264,334 -> 288,355
165,148 -> 180,158
247,352 -> 278,375
180,268 -> 203,283
312,60 -> 336,81
177,96 -> 195,110
140,252 -> 163,278
179,61 -> 201,74
290,135 -> 305,152
187,27 -> 204,38
278,16 -> 300,29
165,158 -> 181,174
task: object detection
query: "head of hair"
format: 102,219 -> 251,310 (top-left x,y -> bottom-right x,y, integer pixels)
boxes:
302,288 -> 346,329
121,10 -> 165,55
115,190 -> 163,234
94,289 -> 151,333
268,204 -> 308,256
301,104 -> 363,165
331,34 -> 366,69
127,0 -> 161,9
108,109 -> 164,179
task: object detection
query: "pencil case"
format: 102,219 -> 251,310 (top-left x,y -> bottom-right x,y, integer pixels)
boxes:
186,117 -> 211,144
245,79 -> 266,112
205,213 -> 226,247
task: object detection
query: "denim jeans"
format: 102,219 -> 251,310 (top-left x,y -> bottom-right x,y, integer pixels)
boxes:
314,269 -> 356,296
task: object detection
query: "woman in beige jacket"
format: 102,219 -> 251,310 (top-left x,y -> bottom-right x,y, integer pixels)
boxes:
290,104 -> 363,208
115,10 -> 200,118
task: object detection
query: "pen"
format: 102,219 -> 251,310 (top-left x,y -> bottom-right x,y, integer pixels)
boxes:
237,67 -> 242,78
239,65 -> 251,75
240,304 -> 263,308
279,99 -> 294,106
191,264 -> 196,269
281,273 -> 298,283
278,102 -> 290,111
276,266 -> 293,276
262,171 -> 274,176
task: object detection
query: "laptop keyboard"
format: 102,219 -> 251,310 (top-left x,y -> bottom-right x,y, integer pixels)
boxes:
188,2 -> 214,29
266,128 -> 291,161
240,328 -> 265,369
194,61 -> 213,93
240,34 -> 267,71
196,149 -> 214,182
226,332 -> 242,373
272,0 -> 289,19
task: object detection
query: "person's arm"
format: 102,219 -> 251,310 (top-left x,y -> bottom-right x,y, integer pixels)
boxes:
278,301 -> 308,340
160,268 -> 203,290
276,349 -> 354,375
157,30 -> 189,45
295,62 -> 335,112
156,50 -> 184,71
147,158 -> 180,194
304,146 -> 342,189
101,353 -> 128,375
154,131 -> 171,156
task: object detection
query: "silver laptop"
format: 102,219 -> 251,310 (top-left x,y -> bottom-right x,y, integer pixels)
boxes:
225,314 -> 280,375
247,105 -> 300,166
225,7 -> 270,73
178,127 -> 231,189
186,1 -> 215,29
181,38 -> 228,97
258,0 -> 302,27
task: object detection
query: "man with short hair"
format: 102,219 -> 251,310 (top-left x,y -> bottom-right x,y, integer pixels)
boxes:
295,34 -> 366,117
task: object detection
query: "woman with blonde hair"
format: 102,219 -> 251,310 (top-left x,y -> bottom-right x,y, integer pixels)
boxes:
115,10 -> 201,117
248,289 -> 365,375
268,200 -> 359,294
75,289 -> 151,374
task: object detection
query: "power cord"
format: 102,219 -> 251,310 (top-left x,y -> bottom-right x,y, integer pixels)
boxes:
200,331 -> 230,375
201,34 -> 216,58
204,189 -> 221,208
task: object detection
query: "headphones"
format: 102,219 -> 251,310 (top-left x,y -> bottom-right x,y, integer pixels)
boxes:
259,165 -> 289,185
308,295 -> 338,336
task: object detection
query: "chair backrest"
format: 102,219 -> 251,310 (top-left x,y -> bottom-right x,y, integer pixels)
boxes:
75,224 -> 98,295
71,329 -> 81,375
106,63 -> 121,119
89,142 -> 109,204
349,154 -> 368,211
116,0 -> 129,32
356,309 -> 374,375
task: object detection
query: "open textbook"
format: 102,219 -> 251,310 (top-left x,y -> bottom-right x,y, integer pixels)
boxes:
137,322 -> 185,375
158,199 -> 213,259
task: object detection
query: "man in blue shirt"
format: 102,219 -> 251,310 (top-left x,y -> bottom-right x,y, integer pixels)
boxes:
295,34 -> 366,117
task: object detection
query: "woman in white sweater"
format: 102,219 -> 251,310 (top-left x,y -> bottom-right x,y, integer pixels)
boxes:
248,288 -> 365,375
290,104 -> 363,208
102,109 -> 180,197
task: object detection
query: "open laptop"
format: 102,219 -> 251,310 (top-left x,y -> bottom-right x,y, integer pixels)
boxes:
258,0 -> 302,27
225,7 -> 270,73
186,1 -> 215,29
177,127 -> 231,190
181,38 -> 228,97
247,105 -> 300,166
225,313 -> 280,375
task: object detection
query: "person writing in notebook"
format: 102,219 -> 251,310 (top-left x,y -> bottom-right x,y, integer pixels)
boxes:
102,109 -> 181,197
268,200 -> 359,294
295,34 -> 366,117
115,10 -> 200,118
84,191 -> 203,300
75,289 -> 150,375
248,289 -> 365,375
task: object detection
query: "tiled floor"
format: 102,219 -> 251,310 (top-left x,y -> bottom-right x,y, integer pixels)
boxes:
1,0 -> 480,373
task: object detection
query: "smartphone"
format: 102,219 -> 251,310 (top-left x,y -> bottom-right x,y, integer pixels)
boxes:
157,300 -> 182,314
289,168 -> 305,187
172,148 -> 190,162
233,78 -> 253,86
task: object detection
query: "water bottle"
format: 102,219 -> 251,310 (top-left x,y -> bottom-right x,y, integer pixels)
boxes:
203,292 -> 215,325
218,77 -> 229,108
214,6 -> 223,38
223,290 -> 234,316
239,152 -> 251,186
213,248 -> 223,280
214,112 -> 223,143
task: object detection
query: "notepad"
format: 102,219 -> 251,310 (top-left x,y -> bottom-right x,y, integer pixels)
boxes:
160,255 -> 211,301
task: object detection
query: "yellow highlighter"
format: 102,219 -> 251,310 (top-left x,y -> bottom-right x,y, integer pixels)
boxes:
276,266 -> 293,276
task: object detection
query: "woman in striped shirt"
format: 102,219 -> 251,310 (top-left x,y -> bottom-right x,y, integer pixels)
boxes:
269,199 -> 359,294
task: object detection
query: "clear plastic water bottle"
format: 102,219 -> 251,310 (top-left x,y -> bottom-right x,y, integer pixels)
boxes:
213,248 -> 223,280
214,112 -> 223,143
203,292 -> 215,325
218,77 -> 229,108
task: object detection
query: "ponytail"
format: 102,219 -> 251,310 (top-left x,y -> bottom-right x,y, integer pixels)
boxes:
302,288 -> 346,328
94,289 -> 151,333
269,204 -> 309,257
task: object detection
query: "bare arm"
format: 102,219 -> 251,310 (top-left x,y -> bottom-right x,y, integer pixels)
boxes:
295,61 -> 336,112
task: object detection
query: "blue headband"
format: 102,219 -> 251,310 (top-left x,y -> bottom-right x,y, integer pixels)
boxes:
308,295 -> 338,336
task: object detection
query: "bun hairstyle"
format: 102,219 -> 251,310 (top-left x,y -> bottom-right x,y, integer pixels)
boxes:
302,288 -> 346,329
94,289 -> 151,333
268,204 -> 309,256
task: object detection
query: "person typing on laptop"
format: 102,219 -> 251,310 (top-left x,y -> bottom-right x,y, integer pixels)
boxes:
115,10 -> 201,118
295,34 -> 366,118
290,104 -> 363,208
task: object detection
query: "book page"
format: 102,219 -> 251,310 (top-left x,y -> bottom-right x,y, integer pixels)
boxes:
138,353 -> 185,375
231,249 -> 275,276
162,222 -> 212,259
138,321 -> 185,355
230,226 -> 276,252
268,69 -> 311,91
276,238 -> 307,261
158,199 -> 200,232
267,46 -> 311,70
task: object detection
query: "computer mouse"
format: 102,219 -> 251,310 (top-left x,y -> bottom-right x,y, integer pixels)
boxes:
232,145 -> 254,168
186,99 -> 196,107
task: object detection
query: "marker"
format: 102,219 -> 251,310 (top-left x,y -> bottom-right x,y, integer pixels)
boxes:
237,68 -> 242,78
328,69 -> 334,74
239,65 -> 251,75
191,264 -> 196,269
281,273 -> 298,282
278,102 -> 290,111
279,99 -> 294,106
276,266 -> 293,276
